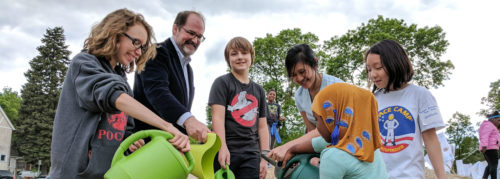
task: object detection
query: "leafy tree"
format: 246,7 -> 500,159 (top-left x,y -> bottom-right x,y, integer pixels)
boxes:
0,87 -> 23,155
445,112 -> 478,162
16,27 -> 70,171
458,136 -> 483,164
206,105 -> 213,130
479,79 -> 500,116
251,28 -> 321,144
0,87 -> 22,125
322,15 -> 454,89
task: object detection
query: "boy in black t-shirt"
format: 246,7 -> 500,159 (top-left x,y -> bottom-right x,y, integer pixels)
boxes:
208,37 -> 270,179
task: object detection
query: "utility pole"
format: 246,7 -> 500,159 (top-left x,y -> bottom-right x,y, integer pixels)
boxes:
37,160 -> 41,176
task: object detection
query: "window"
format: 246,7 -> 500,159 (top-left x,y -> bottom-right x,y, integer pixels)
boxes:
0,154 -> 5,161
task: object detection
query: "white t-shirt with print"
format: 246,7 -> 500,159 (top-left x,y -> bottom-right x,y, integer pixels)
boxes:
375,84 -> 445,179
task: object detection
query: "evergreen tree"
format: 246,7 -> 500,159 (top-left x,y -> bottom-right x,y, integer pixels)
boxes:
206,105 -> 213,130
16,27 -> 70,171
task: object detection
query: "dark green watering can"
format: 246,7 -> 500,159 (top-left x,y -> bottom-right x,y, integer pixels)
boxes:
261,150 -> 319,179
278,154 -> 320,179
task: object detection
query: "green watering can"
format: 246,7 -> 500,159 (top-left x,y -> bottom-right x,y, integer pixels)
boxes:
278,154 -> 320,179
190,133 -> 222,179
104,130 -> 195,179
214,165 -> 235,179
190,133 -> 235,179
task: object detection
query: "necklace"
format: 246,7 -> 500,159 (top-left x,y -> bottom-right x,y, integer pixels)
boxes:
309,72 -> 322,101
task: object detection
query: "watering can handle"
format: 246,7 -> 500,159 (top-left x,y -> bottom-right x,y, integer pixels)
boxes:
111,130 -> 173,166
215,164 -> 235,179
283,154 -> 319,171
110,130 -> 196,172
261,150 -> 278,167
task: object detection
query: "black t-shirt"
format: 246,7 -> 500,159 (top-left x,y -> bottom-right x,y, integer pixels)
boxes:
266,102 -> 281,127
208,73 -> 266,153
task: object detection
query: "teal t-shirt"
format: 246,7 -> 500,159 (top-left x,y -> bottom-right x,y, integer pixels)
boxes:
311,136 -> 388,179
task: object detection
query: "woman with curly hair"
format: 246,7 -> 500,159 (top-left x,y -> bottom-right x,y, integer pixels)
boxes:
49,9 -> 190,179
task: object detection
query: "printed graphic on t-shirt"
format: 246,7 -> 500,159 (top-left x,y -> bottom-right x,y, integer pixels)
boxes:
268,104 -> 278,118
378,106 -> 415,153
227,91 -> 258,127
97,112 -> 127,142
108,112 -> 127,131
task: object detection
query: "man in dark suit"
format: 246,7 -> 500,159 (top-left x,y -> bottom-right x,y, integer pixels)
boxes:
134,11 -> 210,142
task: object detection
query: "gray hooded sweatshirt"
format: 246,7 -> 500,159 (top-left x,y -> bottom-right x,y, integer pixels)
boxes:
49,51 -> 134,179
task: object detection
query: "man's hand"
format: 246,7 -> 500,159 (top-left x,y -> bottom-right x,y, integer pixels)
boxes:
184,116 -> 211,143
481,146 -> 487,153
218,146 -> 231,169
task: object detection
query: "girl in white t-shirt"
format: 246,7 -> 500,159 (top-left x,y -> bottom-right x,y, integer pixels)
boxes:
365,39 -> 446,179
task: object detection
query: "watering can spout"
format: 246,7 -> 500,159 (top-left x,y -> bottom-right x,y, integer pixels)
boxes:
190,133 -> 222,179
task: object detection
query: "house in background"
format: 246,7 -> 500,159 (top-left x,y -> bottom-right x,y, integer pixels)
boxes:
0,105 -> 15,173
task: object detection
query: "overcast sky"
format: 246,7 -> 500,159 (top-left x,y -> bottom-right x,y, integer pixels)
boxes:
1,0 -> 499,130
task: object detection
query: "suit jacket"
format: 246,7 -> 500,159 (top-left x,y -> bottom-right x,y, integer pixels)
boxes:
133,38 -> 194,134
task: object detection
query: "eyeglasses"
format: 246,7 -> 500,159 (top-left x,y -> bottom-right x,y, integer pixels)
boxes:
123,33 -> 147,53
182,27 -> 206,42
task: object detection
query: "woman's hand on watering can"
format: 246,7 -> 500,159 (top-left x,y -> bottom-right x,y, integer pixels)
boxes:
309,157 -> 320,167
267,145 -> 288,161
166,126 -> 191,153
128,139 -> 145,152
259,160 -> 267,179
218,146 -> 231,169
281,147 -> 297,169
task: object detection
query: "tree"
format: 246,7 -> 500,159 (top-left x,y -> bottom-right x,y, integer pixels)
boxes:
458,136 -> 483,164
445,112 -> 479,163
205,105 -> 213,130
251,28 -> 321,144
322,15 -> 454,89
16,27 -> 70,171
0,87 -> 23,155
479,79 -> 500,116
0,87 -> 22,125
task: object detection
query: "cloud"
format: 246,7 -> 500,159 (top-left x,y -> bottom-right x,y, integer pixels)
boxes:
154,0 -> 301,16
1,0 -> 499,127
0,26 -> 40,71
204,39 -> 227,66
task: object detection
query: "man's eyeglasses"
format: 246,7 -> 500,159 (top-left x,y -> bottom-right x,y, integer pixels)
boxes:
182,27 -> 206,42
123,33 -> 147,53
